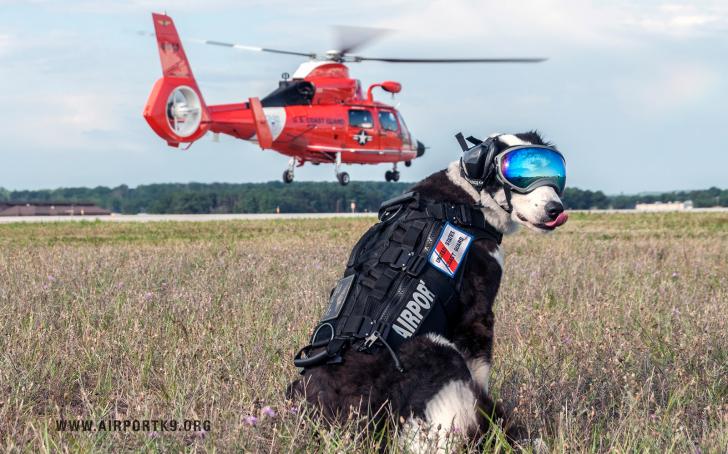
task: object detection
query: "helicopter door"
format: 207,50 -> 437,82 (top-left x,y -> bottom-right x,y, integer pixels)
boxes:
347,108 -> 378,151
377,110 -> 402,153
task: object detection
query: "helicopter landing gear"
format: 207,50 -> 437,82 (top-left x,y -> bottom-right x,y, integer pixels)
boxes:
385,171 -> 400,182
334,152 -> 349,186
283,158 -> 295,183
283,170 -> 294,183
385,163 -> 400,182
337,172 -> 350,185
404,160 -> 412,167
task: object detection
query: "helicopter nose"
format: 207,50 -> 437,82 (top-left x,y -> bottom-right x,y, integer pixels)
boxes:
416,140 -> 426,157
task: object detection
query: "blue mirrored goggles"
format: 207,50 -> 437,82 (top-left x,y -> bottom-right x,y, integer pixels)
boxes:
495,146 -> 566,195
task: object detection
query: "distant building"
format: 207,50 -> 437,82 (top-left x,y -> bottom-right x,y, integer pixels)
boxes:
635,200 -> 693,212
0,202 -> 111,216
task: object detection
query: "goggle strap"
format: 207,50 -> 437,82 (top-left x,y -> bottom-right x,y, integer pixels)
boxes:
459,160 -> 484,190
503,185 -> 514,213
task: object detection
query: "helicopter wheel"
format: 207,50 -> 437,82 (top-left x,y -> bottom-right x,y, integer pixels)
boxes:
385,170 -> 400,182
283,169 -> 294,184
337,172 -> 350,186
404,160 -> 412,167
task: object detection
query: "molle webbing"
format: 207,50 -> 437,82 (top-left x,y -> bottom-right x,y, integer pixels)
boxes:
293,192 -> 502,370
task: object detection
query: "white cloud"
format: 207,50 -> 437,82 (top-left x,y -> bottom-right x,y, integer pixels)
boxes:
11,0 -> 396,14
0,33 -> 13,57
622,3 -> 728,36
373,0 -> 728,54
375,1 -> 635,51
615,64 -> 720,115
3,90 -> 144,151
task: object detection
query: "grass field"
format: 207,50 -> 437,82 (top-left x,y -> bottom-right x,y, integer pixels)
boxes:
0,213 -> 726,453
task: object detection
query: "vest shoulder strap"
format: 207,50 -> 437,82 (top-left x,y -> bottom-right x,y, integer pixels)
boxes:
422,201 -> 503,244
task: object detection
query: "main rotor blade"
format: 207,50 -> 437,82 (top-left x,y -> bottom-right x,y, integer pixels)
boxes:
195,39 -> 316,58
137,30 -> 316,58
334,25 -> 390,55
354,57 -> 547,63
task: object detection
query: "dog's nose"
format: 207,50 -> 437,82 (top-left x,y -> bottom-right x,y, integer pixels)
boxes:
545,201 -> 564,220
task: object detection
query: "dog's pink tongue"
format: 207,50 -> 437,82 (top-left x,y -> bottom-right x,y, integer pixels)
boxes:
545,211 -> 569,228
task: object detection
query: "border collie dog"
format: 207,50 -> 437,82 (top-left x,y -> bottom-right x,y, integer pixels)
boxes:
289,131 -> 567,451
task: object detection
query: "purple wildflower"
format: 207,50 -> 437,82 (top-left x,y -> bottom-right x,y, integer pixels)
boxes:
243,415 -> 258,426
261,406 -> 276,418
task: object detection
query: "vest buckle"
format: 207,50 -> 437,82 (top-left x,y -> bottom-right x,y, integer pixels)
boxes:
458,205 -> 472,226
406,254 -> 427,276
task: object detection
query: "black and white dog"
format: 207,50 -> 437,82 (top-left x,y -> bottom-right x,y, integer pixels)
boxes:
289,132 -> 567,451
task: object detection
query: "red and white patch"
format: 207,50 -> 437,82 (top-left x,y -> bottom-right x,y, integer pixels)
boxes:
429,222 -> 474,278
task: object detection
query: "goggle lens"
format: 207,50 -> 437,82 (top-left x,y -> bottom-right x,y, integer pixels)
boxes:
500,147 -> 566,194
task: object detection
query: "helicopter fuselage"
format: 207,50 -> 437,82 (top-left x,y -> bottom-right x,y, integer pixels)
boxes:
143,13 -> 423,185
206,62 -> 420,165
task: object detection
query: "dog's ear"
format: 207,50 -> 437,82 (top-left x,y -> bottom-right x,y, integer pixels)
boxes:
515,130 -> 552,147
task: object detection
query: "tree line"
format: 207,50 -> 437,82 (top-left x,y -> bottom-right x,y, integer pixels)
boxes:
0,183 -> 726,214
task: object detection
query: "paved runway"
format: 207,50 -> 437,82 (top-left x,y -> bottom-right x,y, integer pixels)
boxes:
0,208 -> 725,224
0,212 -> 379,223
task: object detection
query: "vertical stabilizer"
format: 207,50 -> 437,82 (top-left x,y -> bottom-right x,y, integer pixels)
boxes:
143,13 -> 209,145
152,13 -> 194,79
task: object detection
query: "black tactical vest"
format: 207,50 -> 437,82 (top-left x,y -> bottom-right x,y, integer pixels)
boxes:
294,192 -> 502,371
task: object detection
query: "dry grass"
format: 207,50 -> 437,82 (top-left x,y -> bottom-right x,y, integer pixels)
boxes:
0,213 -> 726,453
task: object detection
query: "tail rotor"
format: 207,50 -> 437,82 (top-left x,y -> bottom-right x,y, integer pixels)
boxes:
166,86 -> 202,138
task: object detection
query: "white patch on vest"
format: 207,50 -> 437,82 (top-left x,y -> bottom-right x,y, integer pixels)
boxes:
400,380 -> 479,452
392,280 -> 436,339
429,222 -> 474,278
467,357 -> 491,394
488,245 -> 504,270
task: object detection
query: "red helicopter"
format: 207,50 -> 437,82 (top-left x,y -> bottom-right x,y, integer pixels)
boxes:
143,13 -> 545,185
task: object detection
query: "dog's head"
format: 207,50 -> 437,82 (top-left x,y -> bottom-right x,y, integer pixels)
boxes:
454,131 -> 568,234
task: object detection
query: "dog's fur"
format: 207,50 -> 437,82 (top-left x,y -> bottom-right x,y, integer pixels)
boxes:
288,132 -> 565,451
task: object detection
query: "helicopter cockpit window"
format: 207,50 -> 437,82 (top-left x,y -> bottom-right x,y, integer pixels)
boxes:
348,109 -> 373,129
378,111 -> 399,132
397,112 -> 411,145
260,80 -> 315,107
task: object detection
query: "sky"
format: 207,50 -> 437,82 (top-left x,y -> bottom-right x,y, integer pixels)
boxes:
1,0 -> 727,193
